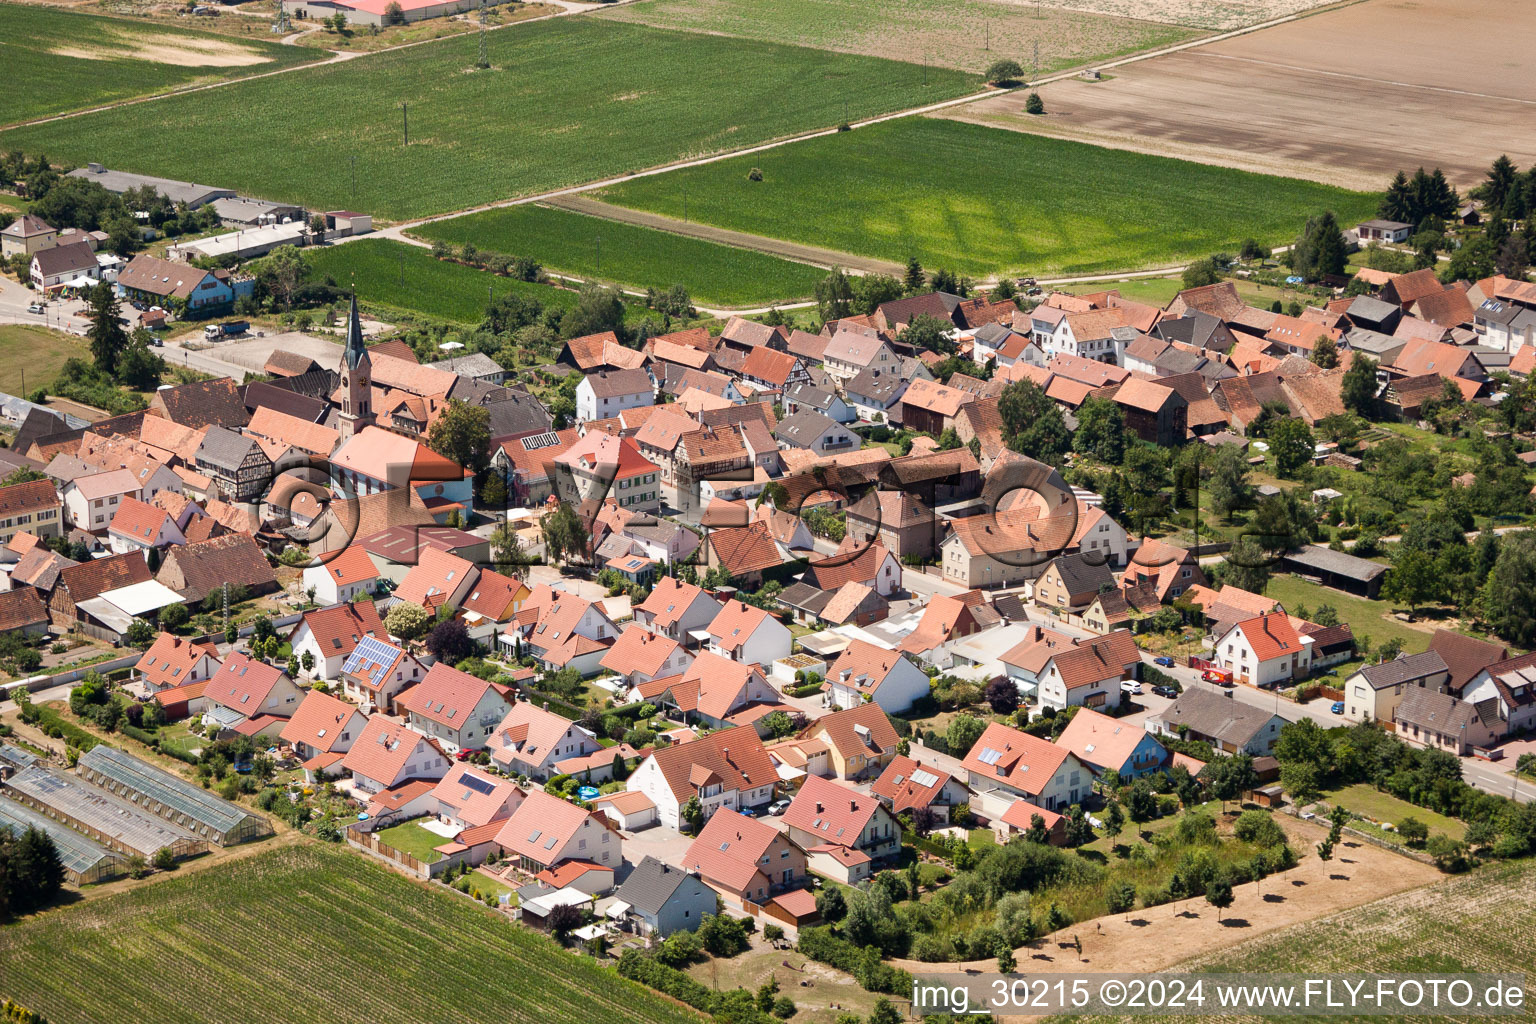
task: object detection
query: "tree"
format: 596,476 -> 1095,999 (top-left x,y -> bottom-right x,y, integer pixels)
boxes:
761,710 -> 797,739
1268,417 -> 1315,478
985,59 -> 1024,85
426,619 -> 476,663
1206,443 -> 1253,519
1442,235 -> 1495,283
680,794 -> 705,834
1181,257 -> 1221,289
998,379 -> 1069,464
903,256 -> 925,293
1495,234 -> 1529,279
1291,211 -> 1347,282
1395,817 -> 1429,847
1204,877 -> 1233,922
86,281 -> 128,374
1480,533 -> 1536,647
1278,761 -> 1320,807
384,0 -> 404,23
1063,804 -> 1093,847
1073,395 -> 1125,463
1203,752 -> 1256,812
946,714 -> 986,754
814,883 -> 846,923
1024,92 -> 1044,115
852,273 -> 904,316
562,284 -> 627,341
1484,154 -> 1518,209
901,313 -> 956,356
1103,799 -> 1125,847
543,502 -> 589,565
116,331 -> 166,390
329,11 -> 349,32
996,938 -> 1017,975
1310,335 -> 1338,369
300,650 -> 316,676
425,399 -> 492,475
1379,170 -> 1413,222
385,601 -> 431,642
1106,878 -> 1136,918
1341,353 -> 1379,417
125,618 -> 155,649
985,677 -> 1020,715
1384,546 -> 1440,617
815,268 -> 854,321
159,601 -> 189,631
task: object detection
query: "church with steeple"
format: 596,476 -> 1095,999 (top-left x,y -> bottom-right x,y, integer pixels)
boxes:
337,294 -> 374,443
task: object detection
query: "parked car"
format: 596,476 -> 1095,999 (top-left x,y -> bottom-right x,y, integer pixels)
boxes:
1331,701 -> 1345,715
738,806 -> 758,818
1152,656 -> 1176,668
1152,685 -> 1178,698
1121,680 -> 1143,695
1202,669 -> 1233,686
768,799 -> 791,816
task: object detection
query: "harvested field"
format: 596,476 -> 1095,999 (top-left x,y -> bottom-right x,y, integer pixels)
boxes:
952,0 -> 1536,189
598,0 -> 1198,75
1026,0 -> 1332,30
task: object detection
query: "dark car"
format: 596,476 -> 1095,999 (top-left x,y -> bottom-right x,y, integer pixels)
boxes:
1152,656 -> 1176,668
1152,685 -> 1178,698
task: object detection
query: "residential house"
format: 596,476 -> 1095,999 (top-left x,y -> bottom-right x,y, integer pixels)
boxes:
329,425 -> 474,519
508,588 -> 618,677
287,601 -> 387,682
683,807 -> 808,906
804,540 -> 901,598
798,703 -> 899,780
842,366 -> 909,424
616,856 -> 719,937
1145,688 -> 1286,756
738,347 -> 810,398
302,545 -> 379,606
575,369 -> 654,423
1343,651 -> 1451,724
1427,629 -> 1508,694
1034,630 -> 1139,713
774,410 -> 857,453
0,480 -> 62,545
705,600 -> 792,668
398,662 -> 514,755
704,522 -> 781,589
1053,707 -> 1167,780
2,214 -> 58,258
783,384 -> 855,425
1122,538 -> 1206,603
133,633 -> 221,694
633,576 -> 722,644
30,241 -> 98,293
146,377 -> 250,431
1393,689 -> 1501,755
559,331 -> 647,373
339,635 -> 424,713
107,497 -> 185,556
1458,651 -> 1536,736
870,755 -> 968,823
279,689 -> 368,779
155,533 -> 278,607
201,653 -> 304,738
601,624 -> 695,688
896,592 -> 994,664
456,569 -> 531,642
782,775 -> 900,884
0,588 -> 49,638
192,426 -> 271,503
960,722 -> 1091,816
494,789 -> 622,873
47,553 -> 151,627
634,651 -> 780,731
490,701 -> 603,781
845,489 -> 940,562
625,727 -> 777,829
554,431 -> 662,513
60,469 -> 142,532
343,715 -> 449,795
1108,378 -> 1188,446
823,331 -> 900,384
1356,219 -> 1412,244
1032,554 -> 1117,620
1212,612 -> 1313,687
430,764 -> 524,831
823,640 -> 931,715
117,254 -> 234,312
395,547 -> 479,614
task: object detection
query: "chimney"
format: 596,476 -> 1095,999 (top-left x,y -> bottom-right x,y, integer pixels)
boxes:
542,701 -> 549,711
850,799 -> 857,811
815,801 -> 824,814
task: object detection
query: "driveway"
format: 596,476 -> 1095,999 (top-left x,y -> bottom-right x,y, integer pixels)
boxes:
0,275 -> 89,335
620,821 -> 696,872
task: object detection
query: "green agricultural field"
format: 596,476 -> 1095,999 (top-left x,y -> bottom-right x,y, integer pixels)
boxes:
2,19 -> 976,221
307,239 -> 593,325
1054,858 -> 1536,1024
598,0 -> 1197,75
415,204 -> 826,307
599,118 -> 1381,278
0,3 -> 320,127
0,843 -> 706,1024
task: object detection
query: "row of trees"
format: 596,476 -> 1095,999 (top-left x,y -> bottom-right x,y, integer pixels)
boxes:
0,825 -> 65,919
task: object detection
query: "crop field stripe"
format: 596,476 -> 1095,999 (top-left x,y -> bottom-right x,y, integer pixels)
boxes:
597,117 -> 1380,277
1,18 -> 977,221
0,843 -> 708,1024
0,2 -> 321,127
414,203 -> 827,307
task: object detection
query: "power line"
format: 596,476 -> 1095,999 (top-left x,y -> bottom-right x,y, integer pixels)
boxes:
477,0 -> 489,69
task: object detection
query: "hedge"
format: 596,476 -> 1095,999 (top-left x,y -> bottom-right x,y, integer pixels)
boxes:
787,683 -> 824,698
796,926 -> 911,994
18,701 -> 99,752
617,950 -> 715,1013
119,723 -> 160,748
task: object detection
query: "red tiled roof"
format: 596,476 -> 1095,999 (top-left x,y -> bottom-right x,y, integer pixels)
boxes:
782,774 -> 880,843
683,807 -> 779,892
708,522 -> 781,577
870,754 -> 953,814
959,721 -> 1072,794
634,576 -> 717,629
205,653 -> 290,715
343,715 -> 444,784
637,727 -> 775,803
318,545 -> 378,588
399,662 -> 509,728
1229,611 -> 1304,662
279,689 -> 366,754
290,601 -> 385,660
493,789 -> 609,865
135,633 -> 219,690
601,624 -> 687,678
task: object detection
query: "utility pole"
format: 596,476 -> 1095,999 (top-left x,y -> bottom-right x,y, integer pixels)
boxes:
681,186 -> 687,223
222,581 -> 230,637
398,248 -> 405,286
596,234 -> 601,273
401,102 -> 409,146
351,154 -> 357,200
1033,41 -> 1039,83
477,0 -> 489,69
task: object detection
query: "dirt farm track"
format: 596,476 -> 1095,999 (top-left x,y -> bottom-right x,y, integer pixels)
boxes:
952,0 -> 1536,190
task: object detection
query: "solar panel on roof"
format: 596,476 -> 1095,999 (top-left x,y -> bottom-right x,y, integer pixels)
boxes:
521,432 -> 560,451
344,635 -> 402,687
460,773 -> 497,797
977,747 -> 1003,765
910,769 -> 940,788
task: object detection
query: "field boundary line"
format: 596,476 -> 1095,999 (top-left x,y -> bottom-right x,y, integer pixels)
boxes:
1192,51 -> 1536,106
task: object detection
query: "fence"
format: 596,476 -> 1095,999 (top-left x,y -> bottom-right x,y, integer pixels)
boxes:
345,816 -> 474,880
1280,805 -> 1436,867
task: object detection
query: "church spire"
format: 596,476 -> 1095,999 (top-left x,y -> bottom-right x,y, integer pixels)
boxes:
344,293 -> 368,370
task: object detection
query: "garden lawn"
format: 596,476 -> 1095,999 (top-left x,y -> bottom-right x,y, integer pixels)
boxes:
373,819 -> 448,863
0,323 -> 87,397
598,118 -> 1380,277
414,204 -> 827,308
0,843 -> 706,1024
1259,574 -> 1437,655
1319,783 -> 1466,842
307,239 -> 591,325
2,19 -> 976,221
0,3 -> 320,126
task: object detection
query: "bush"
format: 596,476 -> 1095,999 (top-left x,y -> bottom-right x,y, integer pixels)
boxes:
747,167 -> 764,182
797,928 -> 911,995
1024,92 -> 1045,115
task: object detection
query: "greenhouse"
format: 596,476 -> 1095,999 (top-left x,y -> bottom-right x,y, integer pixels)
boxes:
76,746 -> 272,846
4,766 -> 206,861
0,795 -> 127,884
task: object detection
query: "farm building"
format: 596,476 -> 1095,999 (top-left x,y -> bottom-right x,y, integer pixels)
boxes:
282,0 -> 514,26
75,746 -> 272,846
3,766 -> 207,861
0,795 -> 128,884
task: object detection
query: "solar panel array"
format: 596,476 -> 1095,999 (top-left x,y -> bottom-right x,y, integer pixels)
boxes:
521,431 -> 561,451
460,773 -> 498,797
910,769 -> 940,788
977,747 -> 1003,765
343,634 -> 404,687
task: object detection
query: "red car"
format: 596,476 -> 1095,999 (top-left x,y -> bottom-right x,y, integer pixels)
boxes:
1202,669 -> 1234,686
